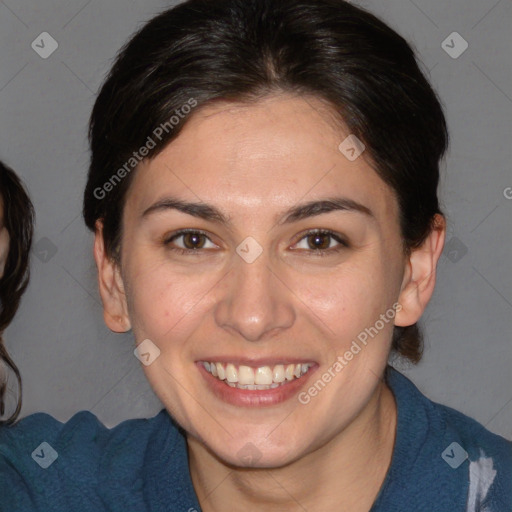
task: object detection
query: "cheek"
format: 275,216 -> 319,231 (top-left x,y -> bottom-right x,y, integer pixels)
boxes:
125,256 -> 218,342
295,260 -> 391,338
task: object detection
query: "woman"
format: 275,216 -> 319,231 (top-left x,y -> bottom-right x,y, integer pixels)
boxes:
1,1 -> 510,511
0,160 -> 34,425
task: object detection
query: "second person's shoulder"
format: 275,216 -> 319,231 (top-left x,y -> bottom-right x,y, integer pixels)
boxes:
0,408 -> 178,511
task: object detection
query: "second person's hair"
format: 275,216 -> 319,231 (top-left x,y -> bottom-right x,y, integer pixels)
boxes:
0,160 -> 35,425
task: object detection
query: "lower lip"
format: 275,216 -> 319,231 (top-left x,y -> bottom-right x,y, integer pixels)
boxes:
197,362 -> 318,407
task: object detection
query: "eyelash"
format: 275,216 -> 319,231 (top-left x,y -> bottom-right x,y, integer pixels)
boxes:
163,229 -> 215,256
292,229 -> 349,256
163,229 -> 349,256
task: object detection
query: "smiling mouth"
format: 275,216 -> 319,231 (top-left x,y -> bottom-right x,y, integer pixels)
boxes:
200,361 -> 314,390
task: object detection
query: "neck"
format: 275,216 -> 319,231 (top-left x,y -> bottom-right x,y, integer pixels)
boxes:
188,380 -> 397,512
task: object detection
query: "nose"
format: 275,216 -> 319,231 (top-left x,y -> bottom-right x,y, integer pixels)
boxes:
214,248 -> 295,342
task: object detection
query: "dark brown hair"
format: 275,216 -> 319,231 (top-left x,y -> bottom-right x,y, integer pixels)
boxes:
83,0 -> 448,363
0,160 -> 35,425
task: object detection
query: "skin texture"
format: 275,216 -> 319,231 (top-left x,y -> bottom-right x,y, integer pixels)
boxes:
0,196 -> 10,280
95,94 -> 445,511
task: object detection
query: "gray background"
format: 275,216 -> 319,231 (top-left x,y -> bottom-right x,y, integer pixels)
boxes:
0,0 -> 510,437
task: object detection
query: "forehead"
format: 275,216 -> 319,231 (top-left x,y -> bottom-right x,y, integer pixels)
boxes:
127,94 -> 398,224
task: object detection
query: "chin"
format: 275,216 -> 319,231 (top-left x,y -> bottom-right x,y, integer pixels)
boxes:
199,426 -> 307,469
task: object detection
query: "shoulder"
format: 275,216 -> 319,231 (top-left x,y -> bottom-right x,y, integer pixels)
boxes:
0,408 -> 173,468
431,397 -> 512,511
383,367 -> 511,511
0,408 -> 181,511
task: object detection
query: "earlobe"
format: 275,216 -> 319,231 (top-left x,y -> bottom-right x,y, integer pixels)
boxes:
94,220 -> 132,333
395,214 -> 446,328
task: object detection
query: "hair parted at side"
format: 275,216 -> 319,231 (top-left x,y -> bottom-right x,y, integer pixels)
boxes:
83,0 -> 449,364
0,160 -> 35,425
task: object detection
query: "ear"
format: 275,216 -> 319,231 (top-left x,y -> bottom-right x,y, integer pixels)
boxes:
395,214 -> 446,328
94,220 -> 131,333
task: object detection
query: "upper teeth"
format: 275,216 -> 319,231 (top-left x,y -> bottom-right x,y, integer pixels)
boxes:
202,362 -> 312,388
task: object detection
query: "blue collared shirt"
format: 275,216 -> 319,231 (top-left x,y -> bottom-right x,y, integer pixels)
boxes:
1,367 -> 510,511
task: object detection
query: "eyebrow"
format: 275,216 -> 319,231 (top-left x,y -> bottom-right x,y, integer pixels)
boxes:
279,197 -> 374,224
141,196 -> 374,225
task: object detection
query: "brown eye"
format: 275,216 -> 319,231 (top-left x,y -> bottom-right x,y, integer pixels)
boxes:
292,230 -> 348,254
165,230 -> 217,252
306,232 -> 331,250
182,232 -> 206,249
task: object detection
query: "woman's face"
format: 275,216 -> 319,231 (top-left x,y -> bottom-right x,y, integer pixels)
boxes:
105,94 -> 416,466
0,196 -> 10,279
